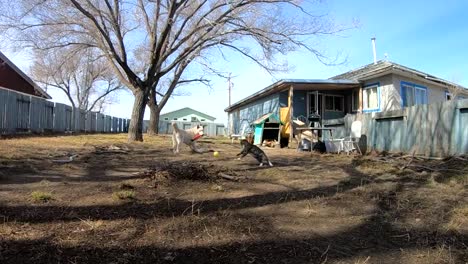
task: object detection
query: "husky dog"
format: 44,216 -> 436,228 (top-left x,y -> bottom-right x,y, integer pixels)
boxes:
237,139 -> 273,167
172,122 -> 204,154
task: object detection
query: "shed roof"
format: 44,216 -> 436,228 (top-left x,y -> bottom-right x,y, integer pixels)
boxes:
0,51 -> 51,99
161,107 -> 216,121
252,112 -> 282,125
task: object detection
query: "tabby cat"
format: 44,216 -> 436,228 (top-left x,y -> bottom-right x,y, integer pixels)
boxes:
237,139 -> 273,167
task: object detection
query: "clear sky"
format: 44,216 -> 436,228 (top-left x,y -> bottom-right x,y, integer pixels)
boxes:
3,0 -> 468,125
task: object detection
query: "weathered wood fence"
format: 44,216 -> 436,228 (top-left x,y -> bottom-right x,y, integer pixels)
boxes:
0,88 -> 130,134
324,99 -> 468,156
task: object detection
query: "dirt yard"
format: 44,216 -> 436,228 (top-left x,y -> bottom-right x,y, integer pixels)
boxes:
0,134 -> 467,264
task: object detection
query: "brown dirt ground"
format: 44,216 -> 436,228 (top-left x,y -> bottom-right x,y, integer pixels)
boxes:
0,134 -> 467,264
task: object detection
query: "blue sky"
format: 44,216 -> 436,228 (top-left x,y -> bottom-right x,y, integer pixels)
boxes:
3,0 -> 468,125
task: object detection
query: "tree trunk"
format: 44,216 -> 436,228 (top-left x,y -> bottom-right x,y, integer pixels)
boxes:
147,106 -> 161,135
147,90 -> 161,135
128,89 -> 148,142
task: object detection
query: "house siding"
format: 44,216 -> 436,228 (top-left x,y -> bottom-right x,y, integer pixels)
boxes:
238,93 -> 280,122
162,113 -> 215,122
228,93 -> 280,134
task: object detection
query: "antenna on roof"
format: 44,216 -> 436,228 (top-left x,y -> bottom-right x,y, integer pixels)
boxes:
371,37 -> 377,64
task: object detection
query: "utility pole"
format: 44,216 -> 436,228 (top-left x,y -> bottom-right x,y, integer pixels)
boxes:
227,72 -> 232,106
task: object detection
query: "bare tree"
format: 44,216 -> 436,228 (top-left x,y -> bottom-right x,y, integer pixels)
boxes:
31,48 -> 123,113
0,0 -> 350,141
446,84 -> 468,101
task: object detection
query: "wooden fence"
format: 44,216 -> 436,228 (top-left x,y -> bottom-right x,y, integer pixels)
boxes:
323,99 -> 468,157
0,88 -> 130,134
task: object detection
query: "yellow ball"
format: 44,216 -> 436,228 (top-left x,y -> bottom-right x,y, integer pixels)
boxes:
213,151 -> 219,157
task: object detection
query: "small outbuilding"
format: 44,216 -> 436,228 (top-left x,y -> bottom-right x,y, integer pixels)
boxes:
252,113 -> 283,146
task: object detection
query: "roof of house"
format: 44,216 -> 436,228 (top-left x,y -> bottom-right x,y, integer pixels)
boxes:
161,107 -> 216,121
224,79 -> 360,112
225,61 -> 468,113
330,60 -> 468,90
0,51 -> 51,99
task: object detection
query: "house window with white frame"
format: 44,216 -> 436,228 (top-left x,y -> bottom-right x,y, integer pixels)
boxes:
401,82 -> 427,107
363,84 -> 379,111
324,95 -> 344,112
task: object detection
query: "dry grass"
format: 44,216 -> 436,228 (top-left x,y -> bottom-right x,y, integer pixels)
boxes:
0,134 -> 466,264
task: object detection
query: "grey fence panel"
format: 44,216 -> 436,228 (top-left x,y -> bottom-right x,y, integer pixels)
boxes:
85,112 -> 92,132
112,117 -> 118,132
0,89 -> 8,133
4,91 -> 17,134
85,112 -> 97,132
118,118 -> 123,132
73,109 -> 86,132
104,115 -> 112,132
54,103 -> 66,132
43,101 -> 54,131
96,113 -> 105,132
16,93 -> 31,131
30,96 -> 43,133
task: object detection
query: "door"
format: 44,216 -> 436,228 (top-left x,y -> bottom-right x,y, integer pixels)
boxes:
307,92 -> 323,118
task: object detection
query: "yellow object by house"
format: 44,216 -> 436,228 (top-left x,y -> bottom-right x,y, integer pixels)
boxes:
280,107 -> 290,138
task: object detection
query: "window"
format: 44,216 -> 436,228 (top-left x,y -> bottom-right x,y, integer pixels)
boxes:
445,91 -> 452,101
263,100 -> 271,114
363,84 -> 380,111
191,117 -> 197,122
164,117 -> 169,120
401,82 -> 427,107
201,119 -> 205,121
173,118 -> 177,120
183,118 -> 187,121
324,95 -> 344,111
352,90 -> 359,111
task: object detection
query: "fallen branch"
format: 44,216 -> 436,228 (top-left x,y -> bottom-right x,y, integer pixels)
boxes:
407,164 -> 462,173
52,154 -> 78,163
400,150 -> 416,171
218,172 -> 239,181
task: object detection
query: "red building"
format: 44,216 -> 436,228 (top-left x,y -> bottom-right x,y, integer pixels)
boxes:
0,51 -> 51,99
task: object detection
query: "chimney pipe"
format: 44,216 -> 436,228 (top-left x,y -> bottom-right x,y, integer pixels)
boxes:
371,37 -> 377,64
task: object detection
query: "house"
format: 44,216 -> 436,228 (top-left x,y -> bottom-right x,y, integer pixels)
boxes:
143,107 -> 225,136
160,107 -> 217,123
0,51 -> 51,99
225,60 -> 468,142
